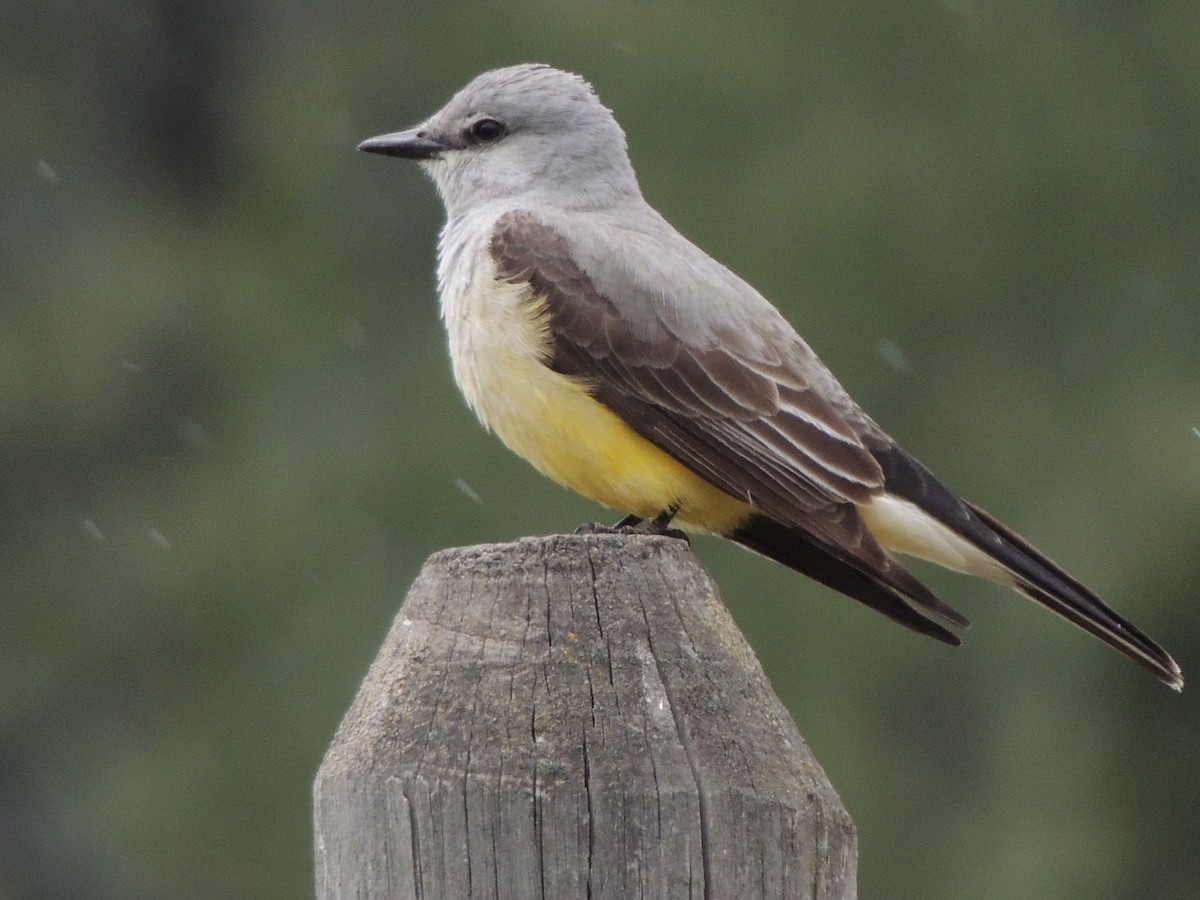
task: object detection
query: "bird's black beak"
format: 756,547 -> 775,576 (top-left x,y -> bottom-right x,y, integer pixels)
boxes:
358,127 -> 448,160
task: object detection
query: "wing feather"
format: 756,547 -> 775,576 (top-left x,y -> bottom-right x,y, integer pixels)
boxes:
491,210 -> 882,512
489,209 -> 965,638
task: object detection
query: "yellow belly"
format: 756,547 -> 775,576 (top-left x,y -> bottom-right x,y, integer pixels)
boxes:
496,371 -> 752,533
445,277 -> 751,533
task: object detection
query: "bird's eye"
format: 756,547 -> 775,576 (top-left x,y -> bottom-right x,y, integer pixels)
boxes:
468,118 -> 506,143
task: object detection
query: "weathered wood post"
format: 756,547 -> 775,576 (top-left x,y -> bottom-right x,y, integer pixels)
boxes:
314,533 -> 857,899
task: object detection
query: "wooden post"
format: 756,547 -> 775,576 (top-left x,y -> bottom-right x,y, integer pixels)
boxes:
314,533 -> 857,899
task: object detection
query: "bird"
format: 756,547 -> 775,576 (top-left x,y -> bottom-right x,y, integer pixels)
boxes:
358,64 -> 1182,690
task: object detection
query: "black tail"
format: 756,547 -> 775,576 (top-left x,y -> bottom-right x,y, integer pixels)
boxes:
967,502 -> 1183,689
869,439 -> 1183,690
729,514 -> 967,645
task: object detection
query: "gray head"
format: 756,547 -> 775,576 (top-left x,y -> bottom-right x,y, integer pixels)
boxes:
359,65 -> 642,216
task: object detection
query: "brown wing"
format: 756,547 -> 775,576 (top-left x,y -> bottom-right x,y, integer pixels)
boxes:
489,210 -> 969,637
490,210 -> 881,518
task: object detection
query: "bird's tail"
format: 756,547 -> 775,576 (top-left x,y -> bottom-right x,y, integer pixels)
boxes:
867,440 -> 1183,690
728,514 -> 968,645
964,501 -> 1183,690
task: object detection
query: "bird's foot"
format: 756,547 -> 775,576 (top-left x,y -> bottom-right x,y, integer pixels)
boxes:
645,506 -> 689,542
574,521 -> 631,535
573,508 -> 689,543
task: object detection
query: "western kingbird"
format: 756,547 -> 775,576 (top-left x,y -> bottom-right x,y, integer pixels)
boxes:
360,64 -> 1181,689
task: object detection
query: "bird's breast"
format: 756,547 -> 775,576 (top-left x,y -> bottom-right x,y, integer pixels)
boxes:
439,271 -> 750,532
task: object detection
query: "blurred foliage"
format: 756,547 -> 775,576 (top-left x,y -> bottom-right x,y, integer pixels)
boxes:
3,1 -> 1199,898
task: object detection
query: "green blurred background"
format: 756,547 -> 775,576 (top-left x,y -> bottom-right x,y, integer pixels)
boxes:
3,1 -> 1199,897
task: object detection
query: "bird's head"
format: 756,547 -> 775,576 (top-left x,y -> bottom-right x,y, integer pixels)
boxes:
359,64 -> 642,216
